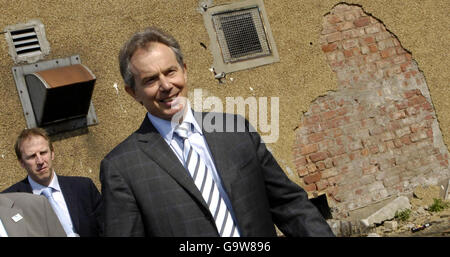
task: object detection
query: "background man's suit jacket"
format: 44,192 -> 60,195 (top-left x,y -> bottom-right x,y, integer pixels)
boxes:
2,176 -> 103,237
0,192 -> 66,236
100,113 -> 334,237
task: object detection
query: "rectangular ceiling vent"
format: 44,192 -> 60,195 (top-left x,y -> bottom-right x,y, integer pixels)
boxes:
202,0 -> 279,76
4,19 -> 50,64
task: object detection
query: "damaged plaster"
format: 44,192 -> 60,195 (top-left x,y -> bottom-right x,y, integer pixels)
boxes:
294,3 -> 450,218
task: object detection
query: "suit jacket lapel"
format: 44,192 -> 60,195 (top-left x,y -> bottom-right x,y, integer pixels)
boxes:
0,198 -> 27,237
58,177 -> 80,233
135,115 -> 210,211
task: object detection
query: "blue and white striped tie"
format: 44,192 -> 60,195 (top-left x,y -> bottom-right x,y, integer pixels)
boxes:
41,187 -> 76,237
175,122 -> 239,237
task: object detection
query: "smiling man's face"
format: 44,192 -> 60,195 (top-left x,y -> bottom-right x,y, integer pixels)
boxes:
125,42 -> 188,121
19,135 -> 55,187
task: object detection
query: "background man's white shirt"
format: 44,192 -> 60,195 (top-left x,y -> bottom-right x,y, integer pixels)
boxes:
28,172 -> 78,236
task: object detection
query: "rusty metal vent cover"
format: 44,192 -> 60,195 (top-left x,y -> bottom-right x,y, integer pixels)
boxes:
212,7 -> 271,63
202,0 -> 279,76
25,64 -> 96,127
12,55 -> 98,135
4,19 -> 50,64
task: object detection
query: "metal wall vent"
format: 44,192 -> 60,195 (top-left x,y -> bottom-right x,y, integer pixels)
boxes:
202,0 -> 279,76
12,55 -> 98,135
212,7 -> 271,63
25,64 -> 96,127
11,27 -> 42,55
4,19 -> 50,64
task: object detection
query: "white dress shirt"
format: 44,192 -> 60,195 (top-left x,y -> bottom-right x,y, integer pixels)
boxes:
28,172 -> 79,237
147,105 -> 241,234
0,218 -> 8,237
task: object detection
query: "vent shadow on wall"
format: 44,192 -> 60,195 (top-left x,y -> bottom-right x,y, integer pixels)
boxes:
201,0 -> 279,77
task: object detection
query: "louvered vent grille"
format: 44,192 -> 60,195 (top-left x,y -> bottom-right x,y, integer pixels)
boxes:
4,19 -> 50,64
10,27 -> 42,56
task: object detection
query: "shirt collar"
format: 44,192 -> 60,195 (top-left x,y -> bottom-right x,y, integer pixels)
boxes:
28,171 -> 61,195
147,102 -> 202,142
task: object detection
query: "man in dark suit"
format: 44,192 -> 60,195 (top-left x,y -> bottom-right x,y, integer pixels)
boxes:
100,27 -> 334,237
2,128 -> 103,237
0,192 -> 66,237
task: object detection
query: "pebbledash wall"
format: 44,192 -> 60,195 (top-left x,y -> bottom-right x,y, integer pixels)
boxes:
0,1 -> 449,222
294,4 -> 450,218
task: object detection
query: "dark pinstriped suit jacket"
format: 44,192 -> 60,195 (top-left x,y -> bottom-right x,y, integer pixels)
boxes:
100,112 -> 334,237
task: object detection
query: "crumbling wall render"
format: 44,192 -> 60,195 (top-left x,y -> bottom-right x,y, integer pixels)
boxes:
293,3 -> 450,219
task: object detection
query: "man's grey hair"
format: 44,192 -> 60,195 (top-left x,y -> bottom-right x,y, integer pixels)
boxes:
118,26 -> 184,90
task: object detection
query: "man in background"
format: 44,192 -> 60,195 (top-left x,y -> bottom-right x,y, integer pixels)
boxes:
3,128 -> 103,237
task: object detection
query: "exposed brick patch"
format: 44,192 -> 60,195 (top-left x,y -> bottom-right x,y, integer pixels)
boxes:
310,152 -> 328,162
322,43 -> 338,52
300,143 -> 319,155
354,16 -> 371,27
304,172 -> 322,184
296,3 -> 450,219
